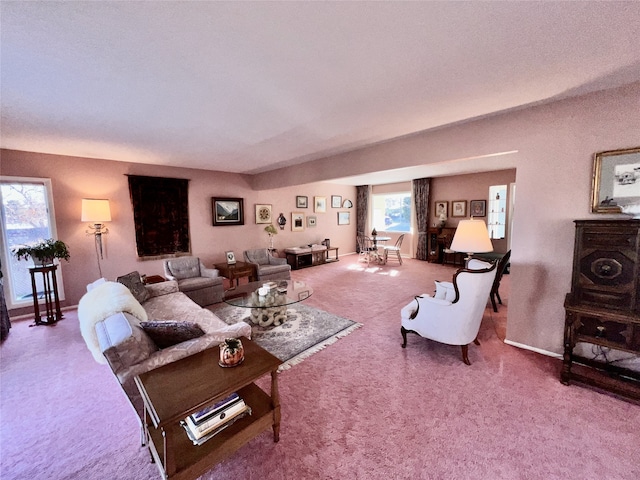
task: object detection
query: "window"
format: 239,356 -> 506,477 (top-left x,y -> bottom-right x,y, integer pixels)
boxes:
488,185 -> 507,239
372,192 -> 412,232
0,177 -> 64,308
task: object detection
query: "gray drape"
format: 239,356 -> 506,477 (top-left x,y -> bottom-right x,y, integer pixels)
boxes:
413,178 -> 431,260
356,185 -> 369,253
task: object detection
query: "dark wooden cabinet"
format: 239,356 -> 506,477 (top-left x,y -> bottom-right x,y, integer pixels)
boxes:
562,219 -> 640,400
427,227 -> 456,263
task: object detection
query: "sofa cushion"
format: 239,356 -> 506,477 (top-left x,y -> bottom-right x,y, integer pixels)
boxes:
166,257 -> 201,280
117,271 -> 150,304
96,312 -> 158,372
434,281 -> 456,302
246,249 -> 270,265
140,320 -> 205,349
177,276 -> 220,293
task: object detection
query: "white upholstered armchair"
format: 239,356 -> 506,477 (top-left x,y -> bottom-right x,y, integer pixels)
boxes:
400,259 -> 497,365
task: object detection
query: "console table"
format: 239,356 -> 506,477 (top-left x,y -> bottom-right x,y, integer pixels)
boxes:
29,265 -> 62,326
214,261 -> 257,288
135,338 -> 282,480
285,247 -> 339,270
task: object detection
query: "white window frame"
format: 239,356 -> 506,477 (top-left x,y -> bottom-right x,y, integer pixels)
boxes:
371,191 -> 412,234
0,176 -> 65,309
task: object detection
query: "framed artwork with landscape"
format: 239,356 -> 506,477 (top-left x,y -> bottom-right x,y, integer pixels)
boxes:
591,146 -> 640,214
470,200 -> 486,217
212,197 -> 244,226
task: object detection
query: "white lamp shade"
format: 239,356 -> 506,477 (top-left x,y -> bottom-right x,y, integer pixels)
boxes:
450,219 -> 493,253
81,199 -> 111,222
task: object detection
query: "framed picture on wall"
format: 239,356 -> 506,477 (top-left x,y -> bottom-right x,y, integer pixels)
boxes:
337,211 -> 350,225
292,212 -> 305,231
212,197 -> 244,226
469,200 -> 486,217
314,196 -> 327,213
331,195 -> 342,208
434,201 -> 448,218
307,215 -> 317,227
591,146 -> 640,213
255,204 -> 272,224
452,200 -> 467,217
296,196 -> 308,208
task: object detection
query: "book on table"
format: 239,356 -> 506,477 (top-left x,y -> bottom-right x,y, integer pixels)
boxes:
189,392 -> 240,424
181,403 -> 252,445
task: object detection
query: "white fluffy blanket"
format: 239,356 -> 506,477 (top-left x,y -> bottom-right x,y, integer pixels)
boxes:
78,281 -> 148,364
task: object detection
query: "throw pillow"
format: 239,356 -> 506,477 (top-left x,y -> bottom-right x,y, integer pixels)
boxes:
140,321 -> 205,349
117,271 -> 150,304
434,281 -> 456,302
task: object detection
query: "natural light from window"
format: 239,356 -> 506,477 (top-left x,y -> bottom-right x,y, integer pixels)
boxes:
372,192 -> 411,233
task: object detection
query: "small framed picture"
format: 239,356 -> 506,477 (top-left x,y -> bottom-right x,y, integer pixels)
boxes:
331,195 -> 342,208
212,197 -> 244,226
255,204 -> 272,224
296,195 -> 308,208
292,212 -> 305,231
469,200 -> 486,217
452,200 -> 467,217
225,251 -> 236,265
337,211 -> 350,225
314,196 -> 327,213
591,146 -> 640,213
307,215 -> 317,227
434,201 -> 448,218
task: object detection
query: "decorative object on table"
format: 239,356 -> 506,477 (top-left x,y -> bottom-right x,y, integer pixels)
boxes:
591,146 -> 640,214
212,197 -> 244,226
438,212 -> 447,228
219,338 -> 244,367
264,223 -> 278,249
452,200 -> 467,217
291,212 -> 305,231
371,228 -> 377,236
81,198 -> 111,264
321,238 -> 330,248
337,211 -> 350,225
277,212 -> 287,230
296,195 -> 308,208
620,202 -> 640,218
342,199 -> 353,208
449,219 -> 493,266
331,195 -> 342,208
307,215 -> 317,227
314,196 -> 327,213
255,204 -> 272,224
434,201 -> 448,219
226,251 -> 236,264
12,238 -> 70,266
128,175 -> 190,257
469,200 -> 486,217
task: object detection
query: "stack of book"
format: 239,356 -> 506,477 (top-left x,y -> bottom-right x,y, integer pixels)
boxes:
181,392 -> 251,446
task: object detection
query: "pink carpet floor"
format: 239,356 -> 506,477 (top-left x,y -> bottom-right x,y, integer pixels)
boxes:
1,254 -> 638,479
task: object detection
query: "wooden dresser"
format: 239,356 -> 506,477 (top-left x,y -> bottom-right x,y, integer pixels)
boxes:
562,219 -> 640,400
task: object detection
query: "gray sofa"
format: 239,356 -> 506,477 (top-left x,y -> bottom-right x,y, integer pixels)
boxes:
243,248 -> 291,281
78,278 -> 251,433
163,256 -> 224,306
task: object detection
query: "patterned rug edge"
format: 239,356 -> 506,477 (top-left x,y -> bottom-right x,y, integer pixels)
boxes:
278,321 -> 363,372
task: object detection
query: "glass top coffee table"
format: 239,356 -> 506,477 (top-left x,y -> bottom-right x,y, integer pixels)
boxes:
224,280 -> 313,327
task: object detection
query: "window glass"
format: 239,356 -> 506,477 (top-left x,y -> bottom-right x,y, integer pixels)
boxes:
0,179 -> 61,306
372,192 -> 411,232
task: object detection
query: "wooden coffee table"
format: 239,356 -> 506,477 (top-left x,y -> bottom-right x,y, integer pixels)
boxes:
134,338 -> 282,480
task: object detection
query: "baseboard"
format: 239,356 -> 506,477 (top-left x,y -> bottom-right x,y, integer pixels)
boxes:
504,339 -> 563,359
10,304 -> 77,322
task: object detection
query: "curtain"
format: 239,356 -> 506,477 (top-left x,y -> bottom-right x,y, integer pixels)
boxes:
355,185 -> 370,253
413,178 -> 431,261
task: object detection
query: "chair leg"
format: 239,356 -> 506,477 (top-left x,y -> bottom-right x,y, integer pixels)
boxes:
496,289 -> 502,305
397,250 -> 402,265
401,326 -> 408,348
461,344 -> 471,365
490,292 -> 498,312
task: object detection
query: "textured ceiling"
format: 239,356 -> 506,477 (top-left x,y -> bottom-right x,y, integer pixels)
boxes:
2,1 -> 640,183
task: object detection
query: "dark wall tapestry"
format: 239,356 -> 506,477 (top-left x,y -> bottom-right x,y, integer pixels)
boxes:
128,175 -> 191,258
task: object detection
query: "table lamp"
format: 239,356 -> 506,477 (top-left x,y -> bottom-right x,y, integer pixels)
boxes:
449,218 -> 493,267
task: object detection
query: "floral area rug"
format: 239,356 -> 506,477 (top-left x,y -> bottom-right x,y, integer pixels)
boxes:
209,303 -> 362,371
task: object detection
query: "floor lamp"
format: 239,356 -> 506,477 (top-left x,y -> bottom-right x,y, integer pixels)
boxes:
82,198 -> 111,277
449,218 -> 493,267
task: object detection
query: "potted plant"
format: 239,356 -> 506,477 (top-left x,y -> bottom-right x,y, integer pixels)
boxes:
12,238 -> 70,266
264,224 -> 278,250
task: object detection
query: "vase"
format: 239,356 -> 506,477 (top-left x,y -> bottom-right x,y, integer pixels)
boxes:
219,338 -> 244,367
33,257 -> 54,267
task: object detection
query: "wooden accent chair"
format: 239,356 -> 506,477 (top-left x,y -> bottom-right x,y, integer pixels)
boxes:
400,259 -> 497,365
490,250 -> 511,312
383,234 -> 405,265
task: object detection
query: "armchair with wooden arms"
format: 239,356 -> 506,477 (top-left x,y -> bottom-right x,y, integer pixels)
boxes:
400,259 -> 497,365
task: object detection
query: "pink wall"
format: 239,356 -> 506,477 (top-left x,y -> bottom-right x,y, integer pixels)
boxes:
0,151 -> 356,313
430,169 -> 516,254
251,82 -> 640,355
